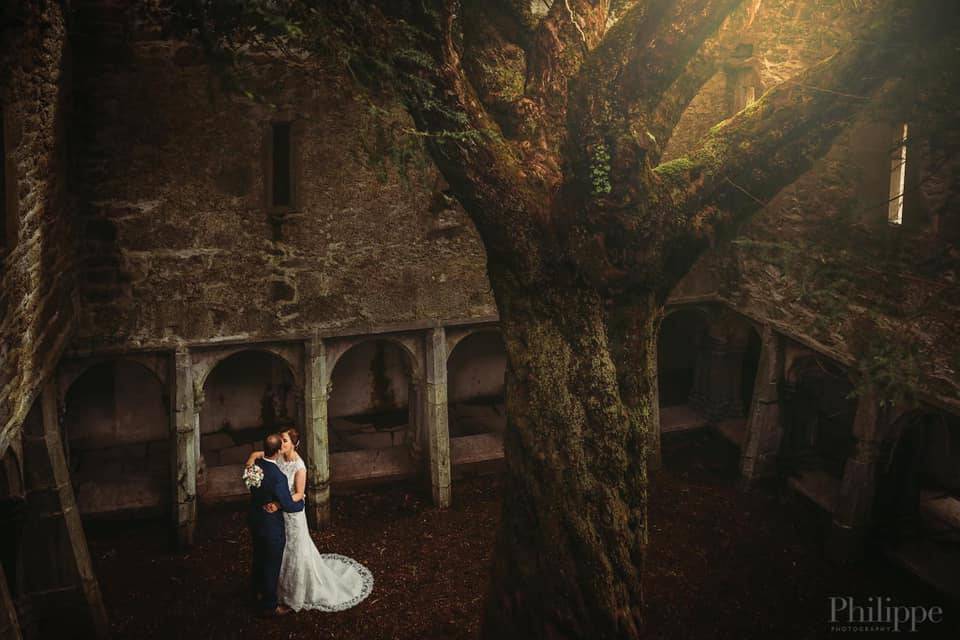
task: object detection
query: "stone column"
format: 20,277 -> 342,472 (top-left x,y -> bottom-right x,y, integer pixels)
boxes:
724,42 -> 762,114
172,348 -> 198,549
0,561 -> 21,640
740,326 -> 785,483
20,383 -> 109,639
828,390 -> 883,563
407,380 -> 424,462
303,336 -> 331,529
424,328 -> 452,508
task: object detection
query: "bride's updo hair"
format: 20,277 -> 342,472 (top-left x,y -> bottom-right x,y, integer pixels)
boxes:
283,428 -> 300,450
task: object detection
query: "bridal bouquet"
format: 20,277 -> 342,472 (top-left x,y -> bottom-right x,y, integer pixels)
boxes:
242,464 -> 264,489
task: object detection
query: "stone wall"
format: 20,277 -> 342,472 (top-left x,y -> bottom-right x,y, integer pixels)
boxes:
665,0 -> 960,413
67,4 -> 495,353
0,3 -> 78,456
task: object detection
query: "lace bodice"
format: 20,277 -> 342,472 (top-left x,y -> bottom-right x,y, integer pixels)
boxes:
276,456 -> 305,493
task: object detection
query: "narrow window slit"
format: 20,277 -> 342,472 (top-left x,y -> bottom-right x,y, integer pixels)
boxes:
887,123 -> 908,226
272,122 -> 292,207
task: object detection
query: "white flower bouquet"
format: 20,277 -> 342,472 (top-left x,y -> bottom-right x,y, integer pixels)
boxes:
242,464 -> 264,489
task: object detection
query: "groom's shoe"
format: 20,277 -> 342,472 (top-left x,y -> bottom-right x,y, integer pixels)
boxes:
258,606 -> 292,618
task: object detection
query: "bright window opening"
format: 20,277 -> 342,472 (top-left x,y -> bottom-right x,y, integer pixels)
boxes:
887,123 -> 908,226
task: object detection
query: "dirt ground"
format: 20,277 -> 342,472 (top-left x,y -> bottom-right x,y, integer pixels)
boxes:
86,430 -> 959,639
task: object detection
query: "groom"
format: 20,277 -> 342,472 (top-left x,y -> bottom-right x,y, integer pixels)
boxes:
248,432 -> 304,617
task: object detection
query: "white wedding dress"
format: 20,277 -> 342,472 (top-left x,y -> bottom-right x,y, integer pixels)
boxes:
275,456 -> 374,612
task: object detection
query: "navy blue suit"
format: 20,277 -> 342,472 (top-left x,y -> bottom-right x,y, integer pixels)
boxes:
248,457 -> 304,610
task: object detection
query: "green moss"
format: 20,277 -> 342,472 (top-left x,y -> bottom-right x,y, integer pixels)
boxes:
590,143 -> 612,195
707,118 -> 732,136
652,156 -> 696,177
480,60 -> 525,102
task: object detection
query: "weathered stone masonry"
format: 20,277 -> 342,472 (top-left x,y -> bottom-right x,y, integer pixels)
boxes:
0,1 -> 79,470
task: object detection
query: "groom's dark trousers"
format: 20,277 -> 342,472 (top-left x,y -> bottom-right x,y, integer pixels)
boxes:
248,457 -> 304,611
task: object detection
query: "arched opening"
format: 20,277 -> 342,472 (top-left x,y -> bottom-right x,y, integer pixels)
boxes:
448,331 -> 506,437
876,410 -> 960,596
658,308 -> 710,433
658,308 -> 762,440
328,340 -> 417,485
0,447 -> 25,613
658,309 -> 708,408
876,411 -> 960,543
447,331 -> 507,471
199,351 -> 297,500
781,358 -> 857,479
781,357 -> 857,514
701,317 -> 762,448
64,360 -> 170,516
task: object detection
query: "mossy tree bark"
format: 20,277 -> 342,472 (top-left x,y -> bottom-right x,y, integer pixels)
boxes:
484,268 -> 655,638
184,1 -> 958,637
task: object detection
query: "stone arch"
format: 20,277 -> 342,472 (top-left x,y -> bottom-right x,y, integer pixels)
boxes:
192,344 -> 303,396
58,352 -> 169,403
197,350 -> 300,497
62,359 -> 170,516
780,355 -> 857,478
658,306 -> 710,409
0,446 -> 26,615
874,409 -> 960,543
447,329 -> 507,438
326,338 -> 419,454
662,304 -> 713,323
326,334 -> 423,384
0,447 -> 23,501
445,325 -> 502,360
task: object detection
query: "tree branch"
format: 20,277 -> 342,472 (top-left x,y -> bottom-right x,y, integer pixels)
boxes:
516,1 -> 613,187
383,1 -> 554,283
568,0 -> 741,195
653,1 -> 955,291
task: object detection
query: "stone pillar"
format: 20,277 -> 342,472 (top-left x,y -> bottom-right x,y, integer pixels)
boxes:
407,380 -> 424,463
303,336 -> 331,529
20,383 -> 109,639
172,348 -> 198,549
724,41 -> 762,114
740,326 -> 785,483
828,390 -> 883,563
424,328 -> 452,508
0,561 -> 21,640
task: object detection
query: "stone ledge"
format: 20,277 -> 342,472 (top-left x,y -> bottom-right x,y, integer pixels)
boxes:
450,433 -> 503,466
788,469 -> 841,514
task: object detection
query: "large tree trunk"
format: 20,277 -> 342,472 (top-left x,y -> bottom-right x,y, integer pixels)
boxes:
482,268 -> 656,639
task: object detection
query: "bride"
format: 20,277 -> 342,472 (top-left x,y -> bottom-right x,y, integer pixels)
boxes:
246,428 -> 374,612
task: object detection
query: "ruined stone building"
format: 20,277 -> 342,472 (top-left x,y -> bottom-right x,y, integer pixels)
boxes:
0,1 -> 958,637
